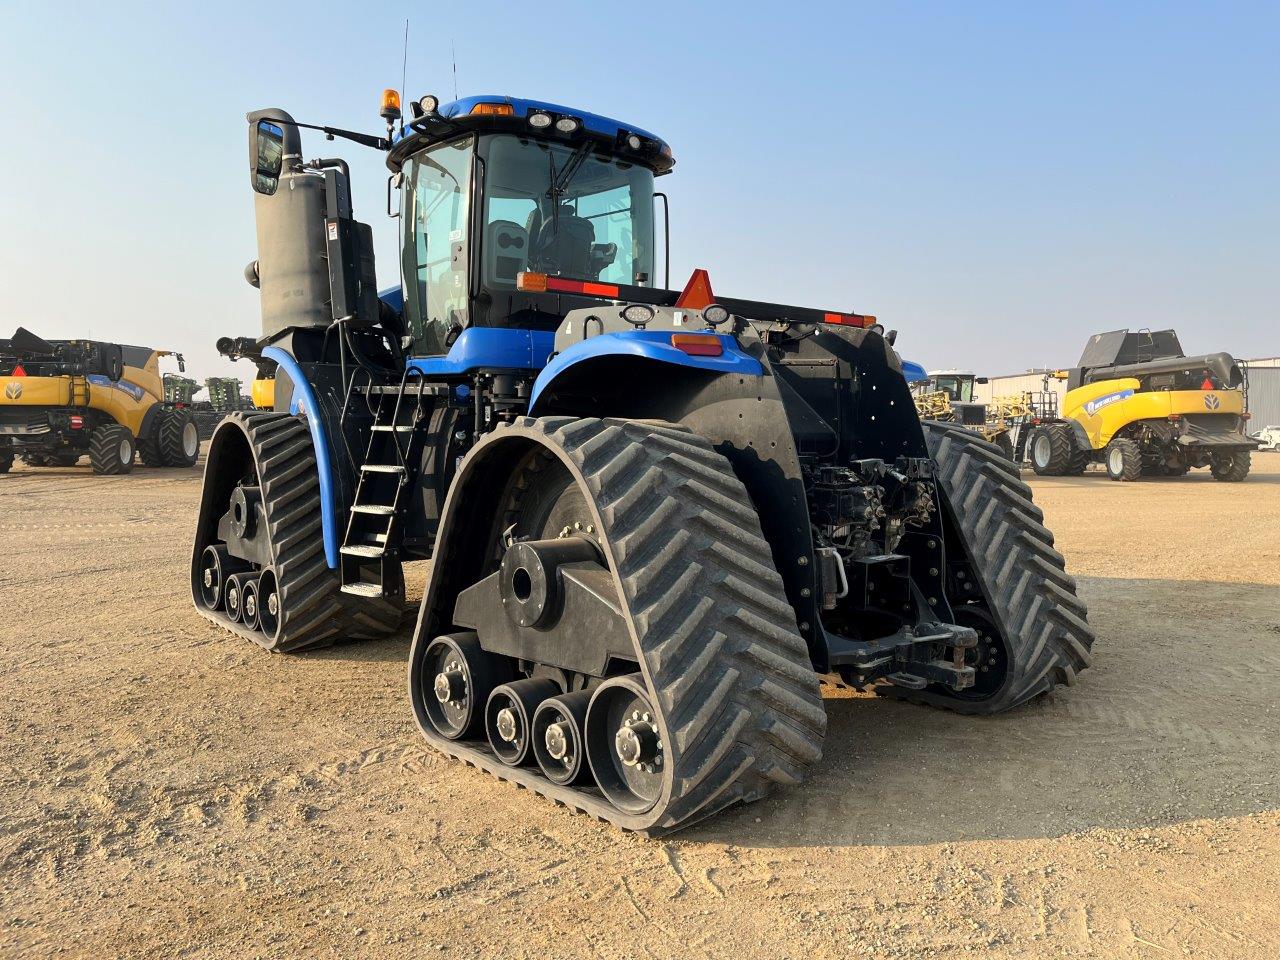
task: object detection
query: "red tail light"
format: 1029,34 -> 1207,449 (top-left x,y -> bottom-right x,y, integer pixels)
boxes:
12,364 -> 26,377
822,312 -> 876,328
69,416 -> 84,429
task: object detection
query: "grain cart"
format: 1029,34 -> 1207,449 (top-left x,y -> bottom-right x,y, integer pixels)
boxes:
1028,329 -> 1258,481
1,328 -> 200,474
190,92 -> 1092,833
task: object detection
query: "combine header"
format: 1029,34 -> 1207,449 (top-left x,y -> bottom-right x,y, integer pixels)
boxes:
190,91 -> 1093,833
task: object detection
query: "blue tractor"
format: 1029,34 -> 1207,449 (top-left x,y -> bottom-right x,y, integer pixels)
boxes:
191,92 -> 1093,833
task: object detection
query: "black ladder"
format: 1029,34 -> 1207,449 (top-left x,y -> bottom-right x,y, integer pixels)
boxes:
338,370 -> 444,600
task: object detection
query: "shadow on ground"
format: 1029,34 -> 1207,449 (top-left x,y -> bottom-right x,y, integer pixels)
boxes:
688,575 -> 1280,849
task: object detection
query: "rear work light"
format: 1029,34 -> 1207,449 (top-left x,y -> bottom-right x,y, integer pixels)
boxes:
671,334 -> 723,357
516,272 -> 620,298
471,102 -> 515,116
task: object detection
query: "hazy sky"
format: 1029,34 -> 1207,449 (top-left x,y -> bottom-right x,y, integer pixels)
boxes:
2,1 -> 1275,386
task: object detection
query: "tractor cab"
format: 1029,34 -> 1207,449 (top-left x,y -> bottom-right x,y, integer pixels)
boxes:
923,370 -> 982,403
386,95 -> 672,356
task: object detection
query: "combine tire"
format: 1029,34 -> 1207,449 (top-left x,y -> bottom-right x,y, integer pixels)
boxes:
1029,424 -> 1073,476
89,425 -> 135,475
1105,437 -> 1142,481
1210,450 -> 1250,482
190,412 -> 401,652
410,417 -> 826,834
0,450 -> 11,474
915,421 -> 1093,714
158,408 -> 200,467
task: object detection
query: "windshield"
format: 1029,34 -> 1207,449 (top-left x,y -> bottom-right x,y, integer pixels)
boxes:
480,134 -> 655,289
400,137 -> 475,355
933,376 -> 973,402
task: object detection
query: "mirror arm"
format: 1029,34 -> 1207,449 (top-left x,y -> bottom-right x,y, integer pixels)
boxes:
285,120 -> 389,151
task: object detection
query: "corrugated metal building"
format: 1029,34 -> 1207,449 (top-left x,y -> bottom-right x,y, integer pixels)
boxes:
971,358 -> 1280,432
1246,363 -> 1280,429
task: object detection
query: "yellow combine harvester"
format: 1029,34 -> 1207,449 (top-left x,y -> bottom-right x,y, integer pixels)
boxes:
0,327 -> 200,475
1028,329 -> 1258,482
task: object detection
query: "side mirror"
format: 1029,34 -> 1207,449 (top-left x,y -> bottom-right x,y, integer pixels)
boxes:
976,376 -> 989,384
252,119 -> 286,195
177,354 -> 186,373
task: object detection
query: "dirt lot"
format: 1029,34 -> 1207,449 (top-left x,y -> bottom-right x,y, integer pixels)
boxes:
1,453 -> 1277,959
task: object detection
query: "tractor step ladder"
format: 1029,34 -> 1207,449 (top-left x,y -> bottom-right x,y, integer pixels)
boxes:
338,371 -> 442,601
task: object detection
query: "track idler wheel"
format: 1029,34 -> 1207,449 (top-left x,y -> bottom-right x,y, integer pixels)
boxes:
486,678 -> 560,766
422,633 -> 506,741
585,676 -> 664,815
224,572 -> 250,623
531,690 -> 593,785
197,544 -> 247,612
256,567 -> 281,642
241,577 -> 262,632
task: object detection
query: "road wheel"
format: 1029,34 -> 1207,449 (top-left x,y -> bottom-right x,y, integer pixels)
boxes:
1210,450 -> 1250,482
1029,424 -> 1072,475
89,425 -> 135,475
1104,438 -> 1142,481
158,408 -> 200,467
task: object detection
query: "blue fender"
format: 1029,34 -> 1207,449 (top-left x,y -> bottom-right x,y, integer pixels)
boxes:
529,330 -> 763,411
901,359 -> 928,384
262,346 -> 340,569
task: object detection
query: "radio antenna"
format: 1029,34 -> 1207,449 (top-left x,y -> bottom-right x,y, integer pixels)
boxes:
451,39 -> 459,100
399,19 -> 409,132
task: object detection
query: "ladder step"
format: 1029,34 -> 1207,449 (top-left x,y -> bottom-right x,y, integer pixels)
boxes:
351,504 -> 395,516
340,544 -> 386,558
361,464 -> 406,474
371,424 -> 415,432
341,583 -> 385,598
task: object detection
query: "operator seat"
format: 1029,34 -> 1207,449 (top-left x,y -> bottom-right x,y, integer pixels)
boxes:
530,204 -> 595,278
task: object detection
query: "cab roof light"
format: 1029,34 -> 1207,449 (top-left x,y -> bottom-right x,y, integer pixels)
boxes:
516,272 -> 620,298
672,334 -> 723,357
470,102 -> 515,116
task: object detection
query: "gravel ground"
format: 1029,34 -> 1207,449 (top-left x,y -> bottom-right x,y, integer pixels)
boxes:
1,451 -> 1277,959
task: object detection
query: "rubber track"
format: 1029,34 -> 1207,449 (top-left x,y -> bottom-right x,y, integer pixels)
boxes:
193,412 -> 401,652
894,420 -> 1094,714
412,417 -> 826,834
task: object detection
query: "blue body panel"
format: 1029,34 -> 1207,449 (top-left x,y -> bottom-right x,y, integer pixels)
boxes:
407,328 -> 556,377
262,346 -> 341,569
378,285 -> 404,313
529,330 -> 763,410
901,359 -> 927,384
394,94 -> 672,160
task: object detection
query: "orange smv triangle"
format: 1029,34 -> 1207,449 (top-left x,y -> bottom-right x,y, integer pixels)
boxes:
674,268 -> 715,309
